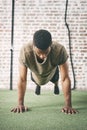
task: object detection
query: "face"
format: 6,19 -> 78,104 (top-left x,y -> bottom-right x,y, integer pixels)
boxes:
33,46 -> 51,60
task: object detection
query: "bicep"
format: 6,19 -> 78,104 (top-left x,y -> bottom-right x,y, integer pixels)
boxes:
59,61 -> 69,81
18,63 -> 28,82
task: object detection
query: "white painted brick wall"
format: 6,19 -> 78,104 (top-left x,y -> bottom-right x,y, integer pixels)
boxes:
0,0 -> 87,90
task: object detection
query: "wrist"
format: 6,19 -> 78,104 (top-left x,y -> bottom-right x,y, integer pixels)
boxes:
65,95 -> 72,107
18,99 -> 24,105
65,100 -> 72,107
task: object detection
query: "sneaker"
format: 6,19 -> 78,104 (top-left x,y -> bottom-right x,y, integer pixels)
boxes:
35,85 -> 41,95
54,86 -> 59,94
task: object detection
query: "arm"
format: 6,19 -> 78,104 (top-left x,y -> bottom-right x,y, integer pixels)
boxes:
59,61 -> 78,114
11,64 -> 28,113
18,63 -> 27,105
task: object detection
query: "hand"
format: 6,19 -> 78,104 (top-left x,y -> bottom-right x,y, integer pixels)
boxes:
61,106 -> 78,114
11,105 -> 28,113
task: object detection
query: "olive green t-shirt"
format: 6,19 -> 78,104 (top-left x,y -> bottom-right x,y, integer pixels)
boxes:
19,41 -> 68,85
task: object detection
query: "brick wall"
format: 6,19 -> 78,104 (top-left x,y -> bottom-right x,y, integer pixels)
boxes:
0,0 -> 87,90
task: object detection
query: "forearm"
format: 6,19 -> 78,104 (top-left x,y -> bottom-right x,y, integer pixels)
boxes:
59,62 -> 78,114
17,79 -> 27,105
62,77 -> 72,107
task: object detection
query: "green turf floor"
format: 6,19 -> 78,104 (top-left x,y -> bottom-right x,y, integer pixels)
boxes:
0,90 -> 87,130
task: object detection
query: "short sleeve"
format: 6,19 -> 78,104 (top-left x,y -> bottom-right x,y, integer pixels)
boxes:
19,46 -> 28,67
58,46 -> 69,65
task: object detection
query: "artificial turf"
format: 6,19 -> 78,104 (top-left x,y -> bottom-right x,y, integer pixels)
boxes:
0,90 -> 87,130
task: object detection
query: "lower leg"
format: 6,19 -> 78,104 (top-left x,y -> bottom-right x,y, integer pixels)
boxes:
35,85 -> 41,95
31,73 -> 41,95
54,81 -> 59,94
54,81 -> 58,86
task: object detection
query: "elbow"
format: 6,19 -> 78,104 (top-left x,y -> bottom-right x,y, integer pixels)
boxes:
62,77 -> 66,82
61,75 -> 70,83
19,76 -> 27,83
61,76 -> 67,82
21,78 -> 27,83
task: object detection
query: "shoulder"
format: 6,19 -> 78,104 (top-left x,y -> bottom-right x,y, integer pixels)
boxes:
51,41 -> 65,54
20,42 -> 33,55
50,41 -> 68,65
19,42 -> 34,67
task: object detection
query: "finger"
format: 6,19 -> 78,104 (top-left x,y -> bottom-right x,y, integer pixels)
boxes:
62,108 -> 71,114
22,107 -> 26,112
67,109 -> 71,114
65,109 -> 69,114
17,108 -> 20,113
72,110 -> 76,114
61,108 -> 65,113
62,108 -> 68,114
72,109 -> 78,114
13,108 -> 17,113
11,108 -> 14,112
20,107 -> 25,113
20,107 -> 23,113
69,109 -> 78,114
25,107 -> 28,111
11,108 -> 16,112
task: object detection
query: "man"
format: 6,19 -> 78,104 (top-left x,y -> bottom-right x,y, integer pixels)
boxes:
11,29 -> 78,114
